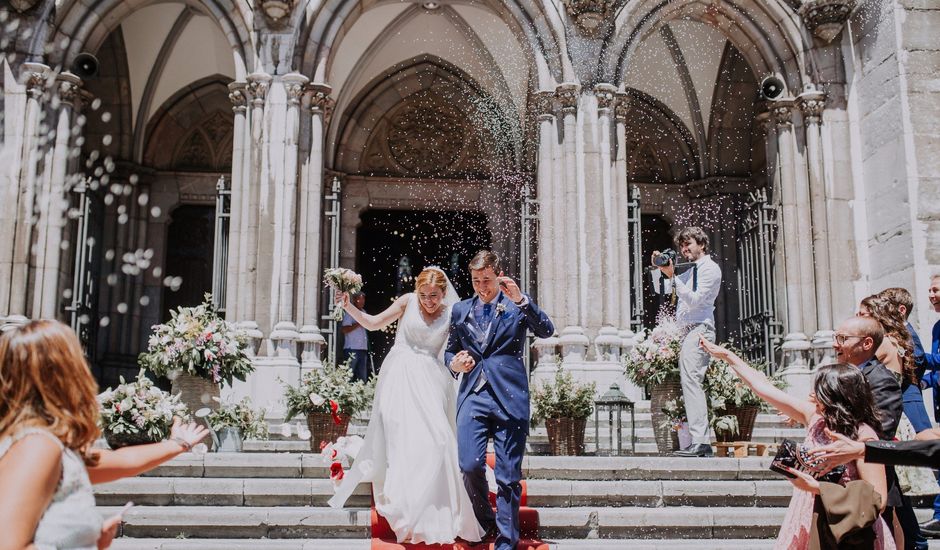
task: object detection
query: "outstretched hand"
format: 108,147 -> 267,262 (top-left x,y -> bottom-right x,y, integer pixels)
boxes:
334,291 -> 350,308
699,336 -> 736,363
805,428 -> 866,468
169,417 -> 210,449
497,272 -> 523,303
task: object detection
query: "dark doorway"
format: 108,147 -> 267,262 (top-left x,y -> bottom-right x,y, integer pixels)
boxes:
640,214 -> 674,329
356,209 -> 491,366
163,205 -> 215,321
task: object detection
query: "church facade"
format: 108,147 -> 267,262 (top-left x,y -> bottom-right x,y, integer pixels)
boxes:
1,0 -> 938,408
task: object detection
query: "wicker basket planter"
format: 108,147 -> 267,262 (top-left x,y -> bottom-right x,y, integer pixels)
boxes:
307,412 -> 351,451
545,417 -> 587,456
105,430 -> 158,450
649,377 -> 683,454
171,373 -> 221,413
714,405 -> 761,442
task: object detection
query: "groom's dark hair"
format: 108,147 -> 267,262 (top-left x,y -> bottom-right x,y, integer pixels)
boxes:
469,250 -> 500,273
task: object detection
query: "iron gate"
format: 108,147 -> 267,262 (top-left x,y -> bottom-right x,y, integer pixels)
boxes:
736,187 -> 783,372
66,177 -> 102,359
323,176 -> 342,358
212,176 -> 230,315
626,185 -> 644,333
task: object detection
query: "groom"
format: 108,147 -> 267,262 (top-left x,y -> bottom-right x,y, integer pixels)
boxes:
445,250 -> 554,549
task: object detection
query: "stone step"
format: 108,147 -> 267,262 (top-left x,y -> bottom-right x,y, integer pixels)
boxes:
109,538 -> 781,549
100,505 -> 792,539
141,453 -> 783,481
95,477 -> 796,508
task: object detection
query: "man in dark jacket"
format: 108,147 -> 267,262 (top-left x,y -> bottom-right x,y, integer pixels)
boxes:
833,316 -> 914,547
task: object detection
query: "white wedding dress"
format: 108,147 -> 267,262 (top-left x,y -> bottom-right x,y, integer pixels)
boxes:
329,292 -> 485,544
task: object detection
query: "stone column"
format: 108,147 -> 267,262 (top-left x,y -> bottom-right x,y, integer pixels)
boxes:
595,83 -> 620,331
533,91 -> 556,317
5,63 -> 49,318
240,72 -> 270,346
774,102 -> 812,397
555,83 -> 589,363
530,91 -> 560,386
296,83 -> 332,372
799,89 -> 835,361
225,82 -> 248,322
32,73 -> 81,319
614,93 -> 637,355
267,73 -> 308,362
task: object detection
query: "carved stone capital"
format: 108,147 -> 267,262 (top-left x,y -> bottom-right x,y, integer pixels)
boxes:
56,72 -> 82,106
228,82 -> 248,113
594,83 -> 617,113
9,0 -> 41,12
797,91 -> 826,124
562,0 -> 614,36
283,73 -> 309,106
306,83 -> 333,113
755,111 -> 774,134
614,92 -> 631,123
799,0 -> 857,43
556,83 -> 580,115
533,91 -> 555,121
260,0 -> 293,27
246,72 -> 272,106
771,101 -> 795,127
22,62 -> 50,101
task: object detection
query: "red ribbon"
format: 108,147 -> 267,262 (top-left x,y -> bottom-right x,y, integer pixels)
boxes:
330,461 -> 344,481
329,400 -> 342,425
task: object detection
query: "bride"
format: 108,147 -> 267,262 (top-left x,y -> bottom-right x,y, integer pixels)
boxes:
329,266 -> 486,544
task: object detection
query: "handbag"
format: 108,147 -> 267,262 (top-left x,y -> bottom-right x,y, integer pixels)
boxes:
770,438 -> 846,484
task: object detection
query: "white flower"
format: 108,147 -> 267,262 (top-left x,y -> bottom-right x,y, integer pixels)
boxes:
309,392 -> 326,407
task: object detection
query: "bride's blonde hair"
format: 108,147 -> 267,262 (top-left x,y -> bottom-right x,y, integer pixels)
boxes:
415,268 -> 448,294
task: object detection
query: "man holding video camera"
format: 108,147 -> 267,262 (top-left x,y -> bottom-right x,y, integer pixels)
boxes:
652,227 -> 723,457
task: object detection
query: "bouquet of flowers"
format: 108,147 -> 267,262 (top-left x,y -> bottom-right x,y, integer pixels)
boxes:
206,397 -> 269,440
622,313 -> 686,386
323,268 -> 363,321
98,370 -> 188,447
139,294 -> 253,386
283,360 -> 376,423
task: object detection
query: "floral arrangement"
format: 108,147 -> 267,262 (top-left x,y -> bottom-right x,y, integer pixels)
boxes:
283,360 -> 376,422
622,313 -> 685,386
530,367 -> 596,424
138,294 -> 253,386
206,397 -> 269,440
651,343 -> 788,438
98,370 -> 188,444
659,396 -> 687,432
324,268 -> 364,321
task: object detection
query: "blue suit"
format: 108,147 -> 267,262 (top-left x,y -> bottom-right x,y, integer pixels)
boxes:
445,292 -> 553,550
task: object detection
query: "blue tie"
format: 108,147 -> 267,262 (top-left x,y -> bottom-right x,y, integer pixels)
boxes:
481,303 -> 493,327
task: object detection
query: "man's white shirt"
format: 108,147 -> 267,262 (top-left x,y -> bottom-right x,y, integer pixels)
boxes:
653,254 -> 722,326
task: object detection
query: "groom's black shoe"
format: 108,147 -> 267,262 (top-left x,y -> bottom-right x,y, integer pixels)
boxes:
673,443 -> 714,457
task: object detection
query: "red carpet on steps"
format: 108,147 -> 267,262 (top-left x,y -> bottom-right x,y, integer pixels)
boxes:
370,454 -> 549,549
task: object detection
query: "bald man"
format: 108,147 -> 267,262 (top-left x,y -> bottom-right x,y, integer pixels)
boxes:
832,316 -> 903,438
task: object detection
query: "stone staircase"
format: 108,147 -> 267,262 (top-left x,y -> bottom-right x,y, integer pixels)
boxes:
98,403 -> 935,549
